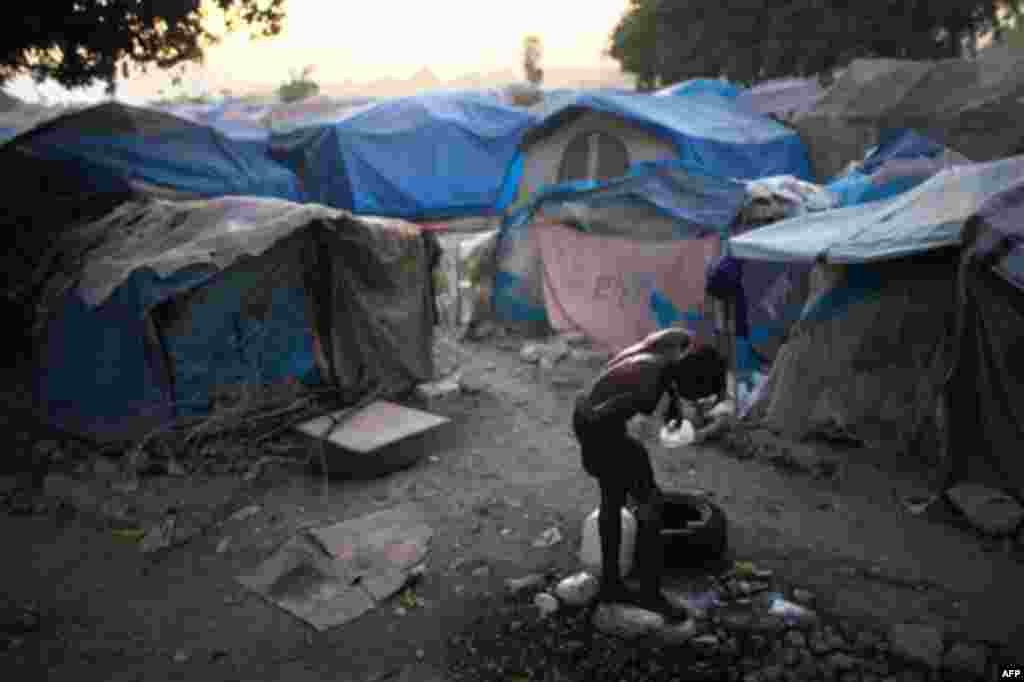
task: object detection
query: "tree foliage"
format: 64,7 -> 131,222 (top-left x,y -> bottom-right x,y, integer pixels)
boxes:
611,0 -> 1024,87
277,65 -> 319,103
523,35 -> 544,86
2,1 -> 285,93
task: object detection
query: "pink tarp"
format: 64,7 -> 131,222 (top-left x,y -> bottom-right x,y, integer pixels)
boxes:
535,223 -> 720,352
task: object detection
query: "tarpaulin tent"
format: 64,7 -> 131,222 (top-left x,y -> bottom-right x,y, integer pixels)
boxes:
269,92 -> 535,220
824,128 -> 973,208
944,182 -> 1024,500
7,102 -> 303,202
493,160 -> 749,350
505,91 -> 812,208
793,45 -> 1024,182
31,196 -> 439,442
735,78 -> 824,120
729,155 -> 1024,456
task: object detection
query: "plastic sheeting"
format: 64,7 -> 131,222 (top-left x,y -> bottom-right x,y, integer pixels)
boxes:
9,102 -> 303,202
494,161 -> 748,324
729,156 -> 1024,264
656,79 -> 742,99
33,197 -> 437,441
793,46 -> 1024,182
735,78 -> 824,119
943,184 -> 1024,499
746,251 -> 958,454
518,91 -> 813,183
269,92 -> 535,220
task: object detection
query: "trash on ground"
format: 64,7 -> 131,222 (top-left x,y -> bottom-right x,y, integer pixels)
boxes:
228,505 -> 262,523
945,484 -> 1024,536
579,507 -> 636,577
592,603 -> 665,639
295,401 -> 451,479
533,592 -> 560,618
112,528 -> 146,542
415,377 -> 462,401
660,420 -> 695,448
767,593 -> 819,627
531,526 -> 563,549
554,572 -> 599,607
140,516 -> 178,554
505,574 -> 546,595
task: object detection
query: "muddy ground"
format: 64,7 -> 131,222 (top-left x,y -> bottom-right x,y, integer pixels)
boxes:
0,329 -> 1022,681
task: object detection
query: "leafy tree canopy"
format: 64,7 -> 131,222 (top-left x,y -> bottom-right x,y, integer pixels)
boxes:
2,1 -> 285,93
611,0 -> 1023,87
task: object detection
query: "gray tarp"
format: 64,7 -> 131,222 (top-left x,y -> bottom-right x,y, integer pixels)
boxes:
794,45 -> 1024,182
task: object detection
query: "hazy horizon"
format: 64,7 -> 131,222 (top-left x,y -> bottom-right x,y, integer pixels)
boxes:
6,0 -> 632,104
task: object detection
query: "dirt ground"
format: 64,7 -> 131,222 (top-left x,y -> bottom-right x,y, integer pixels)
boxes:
1,329 -> 1022,681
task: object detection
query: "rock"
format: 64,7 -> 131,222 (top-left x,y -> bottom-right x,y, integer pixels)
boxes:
533,592 -> 559,618
228,505 -> 261,523
792,588 -> 815,606
172,650 -> 190,664
941,641 -> 988,678
554,572 -> 599,607
520,344 -> 543,364
471,565 -> 490,578
654,618 -> 698,646
691,634 -> 720,655
592,604 -> 665,639
785,631 -> 807,649
215,538 -> 231,554
504,574 -> 545,595
946,484 -> 1024,536
888,624 -> 943,669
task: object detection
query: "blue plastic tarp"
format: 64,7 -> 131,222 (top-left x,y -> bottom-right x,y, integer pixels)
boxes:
520,91 -> 812,183
269,92 -> 536,220
657,79 -> 742,99
16,107 -> 303,201
972,181 -> 1024,294
730,156 -> 1024,264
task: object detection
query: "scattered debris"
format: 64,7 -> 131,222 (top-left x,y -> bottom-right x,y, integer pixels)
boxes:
901,494 -> 938,516
416,378 -> 462,402
504,574 -> 545,596
533,592 -> 559,618
228,505 -> 262,523
791,588 -> 816,606
173,650 -> 190,664
237,504 -> 432,630
553,572 -> 599,607
592,603 -> 664,639
139,516 -> 178,554
767,593 -> 819,628
216,538 -> 232,554
654,618 -> 698,645
532,527 -> 563,549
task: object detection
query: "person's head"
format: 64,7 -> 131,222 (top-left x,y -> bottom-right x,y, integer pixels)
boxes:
674,345 -> 727,402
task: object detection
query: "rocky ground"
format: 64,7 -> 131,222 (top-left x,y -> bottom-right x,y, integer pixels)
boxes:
0,327 -> 1021,681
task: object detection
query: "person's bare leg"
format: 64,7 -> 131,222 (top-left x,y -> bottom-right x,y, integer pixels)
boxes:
597,481 -> 630,603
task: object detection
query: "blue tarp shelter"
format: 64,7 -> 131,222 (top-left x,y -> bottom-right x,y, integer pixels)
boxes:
656,79 -> 742,100
493,159 -> 749,325
507,91 -> 812,204
269,92 -> 536,220
9,102 -> 303,202
32,197 -> 439,442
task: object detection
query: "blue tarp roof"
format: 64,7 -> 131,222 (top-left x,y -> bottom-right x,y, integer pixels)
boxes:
10,102 -> 302,201
504,159 -> 749,236
269,92 -> 536,220
729,156 -> 1024,264
521,91 -> 812,182
656,79 -> 742,99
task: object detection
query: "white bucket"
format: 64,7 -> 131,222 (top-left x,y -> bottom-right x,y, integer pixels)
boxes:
578,506 -> 637,577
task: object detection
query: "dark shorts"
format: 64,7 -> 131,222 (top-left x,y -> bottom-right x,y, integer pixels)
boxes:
572,398 -> 656,503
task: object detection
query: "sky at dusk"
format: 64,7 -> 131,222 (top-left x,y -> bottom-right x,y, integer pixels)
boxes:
7,0 -> 631,104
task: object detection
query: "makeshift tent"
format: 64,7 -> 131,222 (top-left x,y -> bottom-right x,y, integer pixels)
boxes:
728,156 -> 1024,456
492,160 -> 749,350
735,78 -> 824,120
267,96 -> 379,135
269,92 -> 535,220
31,197 -> 439,442
793,45 -> 1024,182
943,182 -> 1024,499
505,91 -> 812,207
202,100 -> 274,154
6,102 -> 303,202
825,129 -> 973,207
